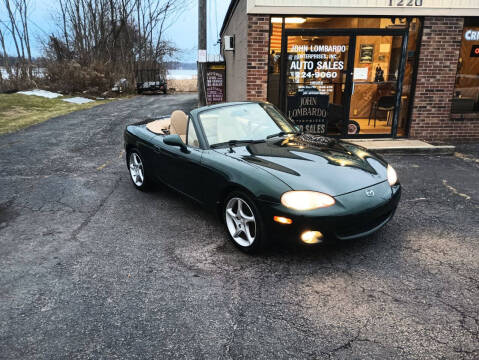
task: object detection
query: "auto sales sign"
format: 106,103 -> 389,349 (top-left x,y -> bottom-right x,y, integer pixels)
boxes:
287,94 -> 329,135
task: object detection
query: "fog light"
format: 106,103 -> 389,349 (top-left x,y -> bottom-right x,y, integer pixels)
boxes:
274,216 -> 293,225
301,231 -> 323,244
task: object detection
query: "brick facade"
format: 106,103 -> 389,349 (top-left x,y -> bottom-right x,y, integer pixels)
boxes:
247,15 -> 270,101
410,17 -> 479,141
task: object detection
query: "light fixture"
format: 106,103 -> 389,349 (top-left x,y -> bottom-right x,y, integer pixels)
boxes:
271,17 -> 283,23
281,191 -> 335,211
387,164 -> 398,186
285,17 -> 306,24
273,216 -> 293,225
301,231 -> 323,244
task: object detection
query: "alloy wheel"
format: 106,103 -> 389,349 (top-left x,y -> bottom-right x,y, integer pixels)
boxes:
225,197 -> 256,247
129,152 -> 144,186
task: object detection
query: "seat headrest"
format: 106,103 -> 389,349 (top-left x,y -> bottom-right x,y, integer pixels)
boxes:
170,110 -> 188,136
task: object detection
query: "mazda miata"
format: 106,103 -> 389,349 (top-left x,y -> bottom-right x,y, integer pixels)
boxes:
124,102 -> 401,253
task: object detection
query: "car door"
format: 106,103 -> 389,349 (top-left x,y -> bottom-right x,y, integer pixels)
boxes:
154,116 -> 205,202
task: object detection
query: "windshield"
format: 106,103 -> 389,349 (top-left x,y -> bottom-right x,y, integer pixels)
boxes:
198,103 -> 297,146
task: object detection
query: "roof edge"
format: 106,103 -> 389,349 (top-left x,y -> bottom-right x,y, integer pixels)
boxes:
220,0 -> 240,37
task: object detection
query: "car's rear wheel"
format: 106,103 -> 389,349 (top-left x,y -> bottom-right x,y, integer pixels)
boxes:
223,191 -> 265,253
127,150 -> 149,190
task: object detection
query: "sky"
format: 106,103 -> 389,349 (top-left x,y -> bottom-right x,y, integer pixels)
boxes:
1,0 -> 230,62
170,0 -> 230,61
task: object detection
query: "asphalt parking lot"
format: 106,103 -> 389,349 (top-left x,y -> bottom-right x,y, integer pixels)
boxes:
1,93 -> 478,359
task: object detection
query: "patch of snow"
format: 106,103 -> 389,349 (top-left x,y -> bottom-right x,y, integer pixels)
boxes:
18,89 -> 63,99
62,97 -> 94,104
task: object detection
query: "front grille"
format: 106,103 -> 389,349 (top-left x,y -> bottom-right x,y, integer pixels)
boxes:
336,210 -> 393,238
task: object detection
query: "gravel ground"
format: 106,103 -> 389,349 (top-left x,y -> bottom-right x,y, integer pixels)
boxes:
0,94 -> 478,359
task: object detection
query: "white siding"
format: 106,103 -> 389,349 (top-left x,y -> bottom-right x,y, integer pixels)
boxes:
247,0 -> 479,16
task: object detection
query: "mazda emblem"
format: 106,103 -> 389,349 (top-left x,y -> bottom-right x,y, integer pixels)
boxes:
365,189 -> 375,197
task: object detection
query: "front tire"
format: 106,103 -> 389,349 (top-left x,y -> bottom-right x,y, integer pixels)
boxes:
127,150 -> 150,191
223,191 -> 265,253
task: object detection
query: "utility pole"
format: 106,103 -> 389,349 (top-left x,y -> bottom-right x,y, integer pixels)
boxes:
198,0 -> 207,106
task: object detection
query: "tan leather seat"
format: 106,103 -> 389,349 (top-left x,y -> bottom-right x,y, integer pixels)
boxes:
146,118 -> 171,134
169,110 -> 188,143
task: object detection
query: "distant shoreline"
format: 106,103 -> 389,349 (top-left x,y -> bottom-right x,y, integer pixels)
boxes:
1,66 -> 197,81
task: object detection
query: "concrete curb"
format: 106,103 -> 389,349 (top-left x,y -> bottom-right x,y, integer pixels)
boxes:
345,139 -> 456,156
367,145 -> 456,156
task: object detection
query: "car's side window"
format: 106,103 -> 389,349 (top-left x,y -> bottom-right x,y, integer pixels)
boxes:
186,118 -> 199,148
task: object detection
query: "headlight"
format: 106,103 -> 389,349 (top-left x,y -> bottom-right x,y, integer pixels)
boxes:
387,164 -> 398,186
281,191 -> 335,211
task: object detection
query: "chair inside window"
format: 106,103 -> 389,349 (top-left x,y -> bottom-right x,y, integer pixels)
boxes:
368,96 -> 396,128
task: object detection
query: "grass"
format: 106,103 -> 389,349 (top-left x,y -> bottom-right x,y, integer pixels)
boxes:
167,78 -> 197,92
0,93 -> 112,135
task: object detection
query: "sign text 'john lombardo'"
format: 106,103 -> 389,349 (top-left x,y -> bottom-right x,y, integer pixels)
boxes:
287,94 -> 329,135
289,44 -> 346,80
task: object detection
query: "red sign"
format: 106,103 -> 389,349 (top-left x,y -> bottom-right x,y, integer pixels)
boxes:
470,45 -> 479,57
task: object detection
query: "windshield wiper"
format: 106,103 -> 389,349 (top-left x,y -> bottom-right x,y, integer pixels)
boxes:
210,139 -> 265,149
266,131 -> 300,139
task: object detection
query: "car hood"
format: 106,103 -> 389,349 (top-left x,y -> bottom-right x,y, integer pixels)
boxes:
216,136 -> 388,197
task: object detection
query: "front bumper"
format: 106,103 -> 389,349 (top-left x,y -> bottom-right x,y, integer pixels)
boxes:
258,181 -> 401,242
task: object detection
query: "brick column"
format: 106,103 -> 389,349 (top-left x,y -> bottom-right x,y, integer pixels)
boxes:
247,15 -> 270,101
410,17 -> 464,141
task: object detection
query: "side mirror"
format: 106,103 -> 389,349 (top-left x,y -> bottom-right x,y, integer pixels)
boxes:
163,134 -> 188,152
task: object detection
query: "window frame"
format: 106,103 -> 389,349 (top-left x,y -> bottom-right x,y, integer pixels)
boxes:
451,18 -> 479,114
186,116 -> 200,148
267,15 -> 423,138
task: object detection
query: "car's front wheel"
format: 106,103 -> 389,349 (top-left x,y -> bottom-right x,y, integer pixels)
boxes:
127,150 -> 149,191
223,191 -> 265,253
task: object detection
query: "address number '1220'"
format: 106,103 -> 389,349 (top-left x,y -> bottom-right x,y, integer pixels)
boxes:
389,0 -> 423,6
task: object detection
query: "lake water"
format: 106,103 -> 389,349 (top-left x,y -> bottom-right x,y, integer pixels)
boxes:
1,67 -> 196,81
167,69 -> 197,80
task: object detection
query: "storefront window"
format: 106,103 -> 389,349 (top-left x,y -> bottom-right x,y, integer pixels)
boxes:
348,19 -> 421,136
285,34 -> 350,136
284,17 -> 409,30
452,18 -> 479,114
267,18 -> 282,107
348,34 -> 401,135
266,16 -> 422,137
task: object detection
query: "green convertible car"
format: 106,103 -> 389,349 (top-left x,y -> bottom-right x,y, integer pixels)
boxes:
124,102 -> 401,253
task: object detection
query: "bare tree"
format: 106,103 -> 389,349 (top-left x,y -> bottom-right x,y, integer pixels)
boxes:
0,22 -> 13,79
47,0 -> 187,92
1,0 -> 33,80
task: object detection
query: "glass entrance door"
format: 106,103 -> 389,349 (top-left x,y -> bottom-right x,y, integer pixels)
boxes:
282,31 -> 407,137
349,35 -> 404,136
283,35 -> 352,136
